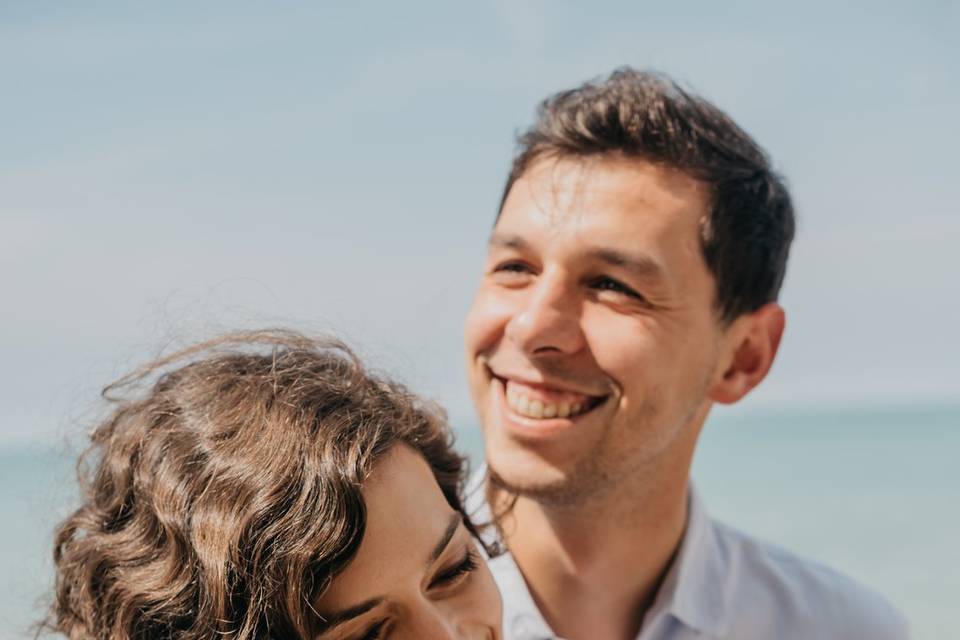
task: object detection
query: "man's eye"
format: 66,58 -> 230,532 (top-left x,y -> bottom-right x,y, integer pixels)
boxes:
492,261 -> 531,274
591,277 -> 644,301
429,548 -> 479,589
489,261 -> 534,286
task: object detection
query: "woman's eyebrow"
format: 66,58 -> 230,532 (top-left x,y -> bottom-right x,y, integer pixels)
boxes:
316,597 -> 384,634
427,513 -> 463,568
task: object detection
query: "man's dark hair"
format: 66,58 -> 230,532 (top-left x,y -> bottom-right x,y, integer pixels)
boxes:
500,68 -> 795,323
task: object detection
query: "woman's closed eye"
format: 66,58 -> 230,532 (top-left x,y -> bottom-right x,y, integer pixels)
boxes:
345,549 -> 479,639
429,547 -> 479,590
357,619 -> 390,640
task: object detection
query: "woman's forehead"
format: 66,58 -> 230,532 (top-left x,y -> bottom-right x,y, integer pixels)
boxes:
315,445 -> 461,610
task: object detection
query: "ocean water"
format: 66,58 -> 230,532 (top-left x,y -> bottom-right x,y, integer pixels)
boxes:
3,405 -> 956,640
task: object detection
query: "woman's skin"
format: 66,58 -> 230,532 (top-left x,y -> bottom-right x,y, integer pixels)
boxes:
314,445 -> 502,640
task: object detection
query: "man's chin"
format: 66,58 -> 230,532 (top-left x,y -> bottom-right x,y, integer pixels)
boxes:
485,442 -> 600,507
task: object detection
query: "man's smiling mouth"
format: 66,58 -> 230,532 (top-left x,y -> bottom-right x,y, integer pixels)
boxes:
499,378 -> 608,420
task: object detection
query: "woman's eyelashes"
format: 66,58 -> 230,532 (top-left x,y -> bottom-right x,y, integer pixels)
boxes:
346,549 -> 479,639
429,547 -> 479,590
357,620 -> 389,640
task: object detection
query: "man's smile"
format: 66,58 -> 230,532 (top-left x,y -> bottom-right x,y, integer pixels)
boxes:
504,380 -> 606,419
483,363 -> 613,441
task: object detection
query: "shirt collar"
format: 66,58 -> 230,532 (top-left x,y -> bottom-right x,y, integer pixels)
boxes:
467,469 -> 734,639
648,485 -> 733,637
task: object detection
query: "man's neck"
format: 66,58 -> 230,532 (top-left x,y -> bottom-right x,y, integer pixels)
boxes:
497,469 -> 691,640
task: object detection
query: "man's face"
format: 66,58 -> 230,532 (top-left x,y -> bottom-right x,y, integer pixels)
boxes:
464,156 -> 729,501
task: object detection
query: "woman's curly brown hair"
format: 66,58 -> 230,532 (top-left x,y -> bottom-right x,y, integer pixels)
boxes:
44,330 -> 473,640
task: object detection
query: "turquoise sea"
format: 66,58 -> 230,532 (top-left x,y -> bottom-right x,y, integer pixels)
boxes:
3,405 -> 957,640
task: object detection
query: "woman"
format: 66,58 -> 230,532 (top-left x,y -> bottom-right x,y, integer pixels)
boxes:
45,330 -> 502,639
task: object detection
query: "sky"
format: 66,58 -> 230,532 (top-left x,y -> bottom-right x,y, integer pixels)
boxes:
2,1 -> 958,448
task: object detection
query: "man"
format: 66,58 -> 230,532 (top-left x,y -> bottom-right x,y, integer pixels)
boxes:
464,69 -> 908,639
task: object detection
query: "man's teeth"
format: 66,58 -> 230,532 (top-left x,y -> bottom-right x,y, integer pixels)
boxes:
505,386 -> 589,419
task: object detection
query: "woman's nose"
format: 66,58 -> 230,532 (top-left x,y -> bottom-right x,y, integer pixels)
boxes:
411,612 -> 465,640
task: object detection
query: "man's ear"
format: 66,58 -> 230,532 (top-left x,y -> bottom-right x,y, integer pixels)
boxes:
708,303 -> 786,405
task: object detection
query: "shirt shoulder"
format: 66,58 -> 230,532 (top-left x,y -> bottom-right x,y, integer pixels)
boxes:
712,520 -> 910,640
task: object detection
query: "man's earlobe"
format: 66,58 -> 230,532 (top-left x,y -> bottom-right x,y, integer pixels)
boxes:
709,303 -> 786,405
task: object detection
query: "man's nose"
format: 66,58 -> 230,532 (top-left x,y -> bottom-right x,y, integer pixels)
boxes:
504,273 -> 584,356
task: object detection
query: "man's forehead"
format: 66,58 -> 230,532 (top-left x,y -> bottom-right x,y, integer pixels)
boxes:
502,155 -> 708,233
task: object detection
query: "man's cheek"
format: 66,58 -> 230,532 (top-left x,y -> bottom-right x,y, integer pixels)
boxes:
466,299 -> 511,350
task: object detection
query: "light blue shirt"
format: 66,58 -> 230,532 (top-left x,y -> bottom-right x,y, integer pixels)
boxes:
470,481 -> 909,640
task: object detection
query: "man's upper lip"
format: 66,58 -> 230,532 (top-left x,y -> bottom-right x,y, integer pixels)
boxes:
487,367 -> 607,398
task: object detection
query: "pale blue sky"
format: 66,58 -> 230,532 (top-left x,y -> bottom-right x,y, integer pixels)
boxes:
2,1 -> 958,447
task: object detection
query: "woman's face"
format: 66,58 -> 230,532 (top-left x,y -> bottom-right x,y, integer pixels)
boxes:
314,445 -> 502,640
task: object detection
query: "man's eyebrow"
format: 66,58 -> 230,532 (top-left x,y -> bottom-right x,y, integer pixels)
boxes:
315,597 -> 384,635
487,232 -> 530,251
591,248 -> 665,281
428,513 -> 463,568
